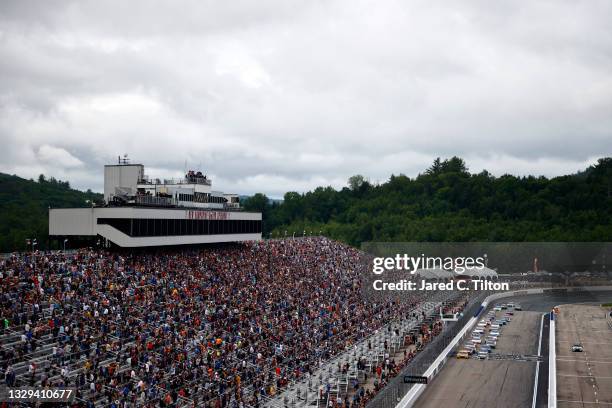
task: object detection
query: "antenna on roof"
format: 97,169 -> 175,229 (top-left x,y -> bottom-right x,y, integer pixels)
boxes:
118,154 -> 130,165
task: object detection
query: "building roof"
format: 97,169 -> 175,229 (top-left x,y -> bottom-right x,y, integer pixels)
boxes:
413,268 -> 455,279
456,266 -> 498,278
414,266 -> 498,279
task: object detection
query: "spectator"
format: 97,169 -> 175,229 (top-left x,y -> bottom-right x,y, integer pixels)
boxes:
0,238 -> 426,407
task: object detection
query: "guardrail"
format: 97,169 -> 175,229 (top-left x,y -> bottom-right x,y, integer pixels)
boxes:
366,296 -> 482,408
394,290 -> 536,408
394,285 -> 612,408
548,311 -> 556,408
532,313 -> 545,408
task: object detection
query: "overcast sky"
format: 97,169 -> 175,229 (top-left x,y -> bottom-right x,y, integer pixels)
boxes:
1,1 -> 611,197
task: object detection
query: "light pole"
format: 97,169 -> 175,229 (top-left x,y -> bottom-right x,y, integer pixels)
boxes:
31,238 -> 37,271
63,238 -> 68,252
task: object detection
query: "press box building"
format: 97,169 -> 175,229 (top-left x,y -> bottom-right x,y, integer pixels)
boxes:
49,158 -> 262,247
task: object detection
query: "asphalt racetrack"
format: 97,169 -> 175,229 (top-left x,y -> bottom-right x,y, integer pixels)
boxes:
412,289 -> 612,408
413,310 -> 541,408
555,304 -> 612,407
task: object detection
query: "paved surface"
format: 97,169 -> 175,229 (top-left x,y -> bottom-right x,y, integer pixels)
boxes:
413,310 -> 541,408
505,290 -> 612,313
495,311 -> 541,355
556,304 -> 612,407
410,291 -> 612,408
535,314 -> 549,408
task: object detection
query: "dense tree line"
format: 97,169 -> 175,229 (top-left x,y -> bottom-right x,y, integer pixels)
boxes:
0,173 -> 103,252
1,157 -> 610,252
243,157 -> 612,246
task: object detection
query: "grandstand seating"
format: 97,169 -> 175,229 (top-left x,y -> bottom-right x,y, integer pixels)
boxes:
0,238 -> 470,408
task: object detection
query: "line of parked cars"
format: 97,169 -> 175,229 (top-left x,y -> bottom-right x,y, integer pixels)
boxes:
457,303 -> 521,360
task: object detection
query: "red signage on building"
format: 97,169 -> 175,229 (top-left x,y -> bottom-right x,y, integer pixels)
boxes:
186,210 -> 229,220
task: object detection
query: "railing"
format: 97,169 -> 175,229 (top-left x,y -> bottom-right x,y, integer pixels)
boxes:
135,195 -> 175,207
549,311 -> 556,408
369,295 -> 485,408
390,286 -> 612,408
138,176 -> 212,186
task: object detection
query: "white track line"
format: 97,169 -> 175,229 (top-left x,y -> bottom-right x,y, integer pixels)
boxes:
532,313 -> 545,408
557,374 -> 612,379
557,340 -> 612,345
557,359 -> 612,364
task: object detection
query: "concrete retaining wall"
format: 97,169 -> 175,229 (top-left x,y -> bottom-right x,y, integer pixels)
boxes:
548,312 -> 556,408
394,285 -> 612,408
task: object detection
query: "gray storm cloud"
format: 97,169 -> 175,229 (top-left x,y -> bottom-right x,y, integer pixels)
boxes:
0,0 -> 611,197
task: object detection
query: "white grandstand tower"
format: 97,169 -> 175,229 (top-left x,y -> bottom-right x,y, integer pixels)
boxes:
49,156 -> 262,247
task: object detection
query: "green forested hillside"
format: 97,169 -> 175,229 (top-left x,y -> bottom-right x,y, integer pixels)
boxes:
1,157 -> 611,252
243,157 -> 612,245
0,174 -> 103,252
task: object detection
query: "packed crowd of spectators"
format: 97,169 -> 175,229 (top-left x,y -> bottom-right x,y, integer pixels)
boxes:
1,238 -> 430,408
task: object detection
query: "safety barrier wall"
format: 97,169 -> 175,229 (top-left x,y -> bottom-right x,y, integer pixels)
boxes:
548,312 -> 556,408
367,297 -> 483,408
532,313 -> 545,408
394,285 -> 612,408
395,289 -> 543,408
